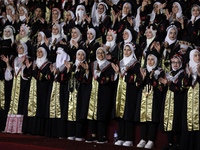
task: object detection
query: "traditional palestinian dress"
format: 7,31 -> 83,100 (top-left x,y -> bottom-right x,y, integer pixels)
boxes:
114,43 -> 141,141
4,43 -> 30,134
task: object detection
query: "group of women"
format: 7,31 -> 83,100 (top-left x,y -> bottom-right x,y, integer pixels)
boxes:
0,0 -> 200,150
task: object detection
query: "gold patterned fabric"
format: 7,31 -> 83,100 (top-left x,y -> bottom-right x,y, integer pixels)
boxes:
87,78 -> 99,120
140,85 -> 154,122
50,81 -> 61,118
27,78 -> 37,117
163,90 -> 174,131
187,83 -> 199,131
115,75 -> 126,118
8,72 -> 21,115
0,80 -> 5,110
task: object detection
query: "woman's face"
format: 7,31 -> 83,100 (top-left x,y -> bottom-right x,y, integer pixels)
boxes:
17,44 -> 24,54
123,4 -> 130,15
172,58 -> 181,70
4,28 -> 11,37
123,31 -> 129,40
52,25 -> 59,35
66,11 -> 72,21
19,7 -> 25,16
97,4 -> 104,14
20,27 -> 26,38
87,31 -> 94,41
6,6 -> 13,15
153,4 -> 159,13
97,49 -> 105,60
168,28 -> 177,41
106,31 -> 113,42
77,51 -> 85,61
123,46 -> 132,57
147,55 -> 155,67
37,33 -> 42,42
193,51 -> 200,63
71,28 -> 78,39
146,29 -> 153,39
37,48 -> 43,58
192,6 -> 200,17
52,10 -> 59,20
172,3 -> 179,14
35,8 -> 42,18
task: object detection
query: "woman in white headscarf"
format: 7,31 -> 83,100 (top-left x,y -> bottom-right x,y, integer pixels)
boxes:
75,5 -> 86,25
84,28 -> 100,63
113,43 -> 141,147
104,29 -> 119,63
181,49 -> 200,150
45,47 -> 71,138
62,10 -> 75,40
86,47 -> 115,144
66,49 -> 92,141
160,54 -> 186,150
1,43 -> 31,134
186,4 -> 200,46
68,27 -> 84,62
135,52 -> 165,149
18,5 -> 28,24
5,4 -> 16,25
162,25 -> 180,73
91,2 -> 111,43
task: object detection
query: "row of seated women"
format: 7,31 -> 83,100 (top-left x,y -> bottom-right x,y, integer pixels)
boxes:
0,0 -> 200,150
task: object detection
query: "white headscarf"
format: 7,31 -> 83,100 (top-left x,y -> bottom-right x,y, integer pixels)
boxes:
87,28 -> 96,43
52,24 -> 61,44
56,47 -> 70,70
105,30 -> 117,48
75,49 -> 86,67
36,47 -> 48,68
92,2 -> 108,27
123,29 -> 132,43
147,54 -> 157,72
122,2 -> 132,19
20,24 -> 31,43
189,49 -> 200,84
190,4 -> 200,22
70,27 -> 82,48
76,5 -> 86,24
67,10 -> 75,23
6,5 -> 15,22
122,43 -> 137,65
96,47 -> 107,66
19,5 -> 28,22
173,2 -> 183,20
134,6 -> 141,32
146,26 -> 157,48
52,8 -> 61,21
149,2 -> 162,23
111,0 -> 119,5
38,31 -> 45,45
18,43 -> 28,58
3,25 -> 15,44
164,25 -> 178,46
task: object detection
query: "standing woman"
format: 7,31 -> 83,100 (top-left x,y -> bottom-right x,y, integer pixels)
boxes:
160,54 -> 186,150
162,25 -> 180,73
31,47 -> 52,136
1,43 -> 30,134
135,52 -> 166,149
181,49 -> 200,150
84,28 -> 100,63
67,49 -> 90,141
186,4 -> 200,46
67,27 -> 84,62
104,29 -> 119,63
86,47 -> 115,143
113,43 -> 141,147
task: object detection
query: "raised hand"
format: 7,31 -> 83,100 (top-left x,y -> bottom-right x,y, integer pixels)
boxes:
1,55 -> 9,63
140,68 -> 146,80
111,63 -> 119,74
186,63 -> 192,78
150,70 -> 154,79
49,64 -> 54,73
64,60 -> 71,73
165,9 -> 172,20
158,77 -> 168,85
25,59 -> 32,68
127,16 -> 133,26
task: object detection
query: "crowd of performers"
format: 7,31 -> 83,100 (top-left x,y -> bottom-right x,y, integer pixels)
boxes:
0,0 -> 200,150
